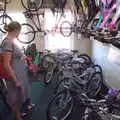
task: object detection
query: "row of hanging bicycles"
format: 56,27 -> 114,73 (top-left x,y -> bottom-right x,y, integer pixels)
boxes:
1,0 -> 120,45
40,49 -> 120,120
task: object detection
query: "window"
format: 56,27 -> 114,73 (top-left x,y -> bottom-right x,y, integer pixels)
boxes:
0,12 -> 27,49
44,9 -> 74,52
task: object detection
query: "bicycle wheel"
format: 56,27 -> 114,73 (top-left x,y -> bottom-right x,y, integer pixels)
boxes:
44,63 -> 55,84
92,65 -> 102,73
87,72 -> 103,98
47,89 -> 73,120
78,54 -> 92,62
0,14 -> 12,33
60,21 -> 72,37
18,23 -> 35,44
41,54 -> 54,70
21,0 -> 43,11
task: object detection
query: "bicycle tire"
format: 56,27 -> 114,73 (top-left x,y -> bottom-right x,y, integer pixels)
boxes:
47,89 -> 73,120
18,23 -> 35,44
52,0 -> 67,8
41,54 -> 54,70
78,54 -> 92,62
21,0 -> 43,11
0,14 -> 12,34
44,63 -> 54,84
87,72 -> 103,98
92,64 -> 102,73
60,21 -> 72,37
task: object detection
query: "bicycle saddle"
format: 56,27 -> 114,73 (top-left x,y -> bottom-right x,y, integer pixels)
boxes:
71,50 -> 78,53
110,30 -> 118,37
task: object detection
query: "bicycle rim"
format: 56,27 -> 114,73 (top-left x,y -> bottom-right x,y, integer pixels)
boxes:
18,23 -> 35,44
60,21 -> 72,37
21,0 -> 43,11
47,90 -> 73,120
45,64 -> 54,84
0,14 -> 12,33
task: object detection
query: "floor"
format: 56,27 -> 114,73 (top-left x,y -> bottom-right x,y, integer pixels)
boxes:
0,73 -> 109,120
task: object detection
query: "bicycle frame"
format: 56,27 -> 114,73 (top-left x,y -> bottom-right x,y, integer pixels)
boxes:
109,0 -> 120,30
50,12 -> 63,35
94,0 -> 109,30
94,0 -> 117,31
24,10 -> 43,32
100,3 -> 116,28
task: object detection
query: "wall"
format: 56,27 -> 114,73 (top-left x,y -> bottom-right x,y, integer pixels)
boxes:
7,0 -> 24,12
91,38 -> 120,89
4,0 -> 91,54
74,36 -> 91,56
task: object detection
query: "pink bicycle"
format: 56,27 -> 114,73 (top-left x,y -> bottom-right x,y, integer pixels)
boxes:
93,0 -> 116,30
109,0 -> 120,30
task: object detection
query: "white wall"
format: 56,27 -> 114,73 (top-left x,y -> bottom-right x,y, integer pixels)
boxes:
91,38 -> 120,89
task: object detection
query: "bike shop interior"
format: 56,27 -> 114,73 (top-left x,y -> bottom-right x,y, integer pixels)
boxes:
0,0 -> 120,120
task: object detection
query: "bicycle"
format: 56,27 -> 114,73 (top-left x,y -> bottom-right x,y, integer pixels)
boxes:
44,52 -> 69,84
81,91 -> 120,120
44,50 -> 92,84
18,10 -> 46,44
55,68 -> 103,98
47,78 -> 103,120
93,0 -> 117,31
0,0 -> 12,33
60,0 -> 99,37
